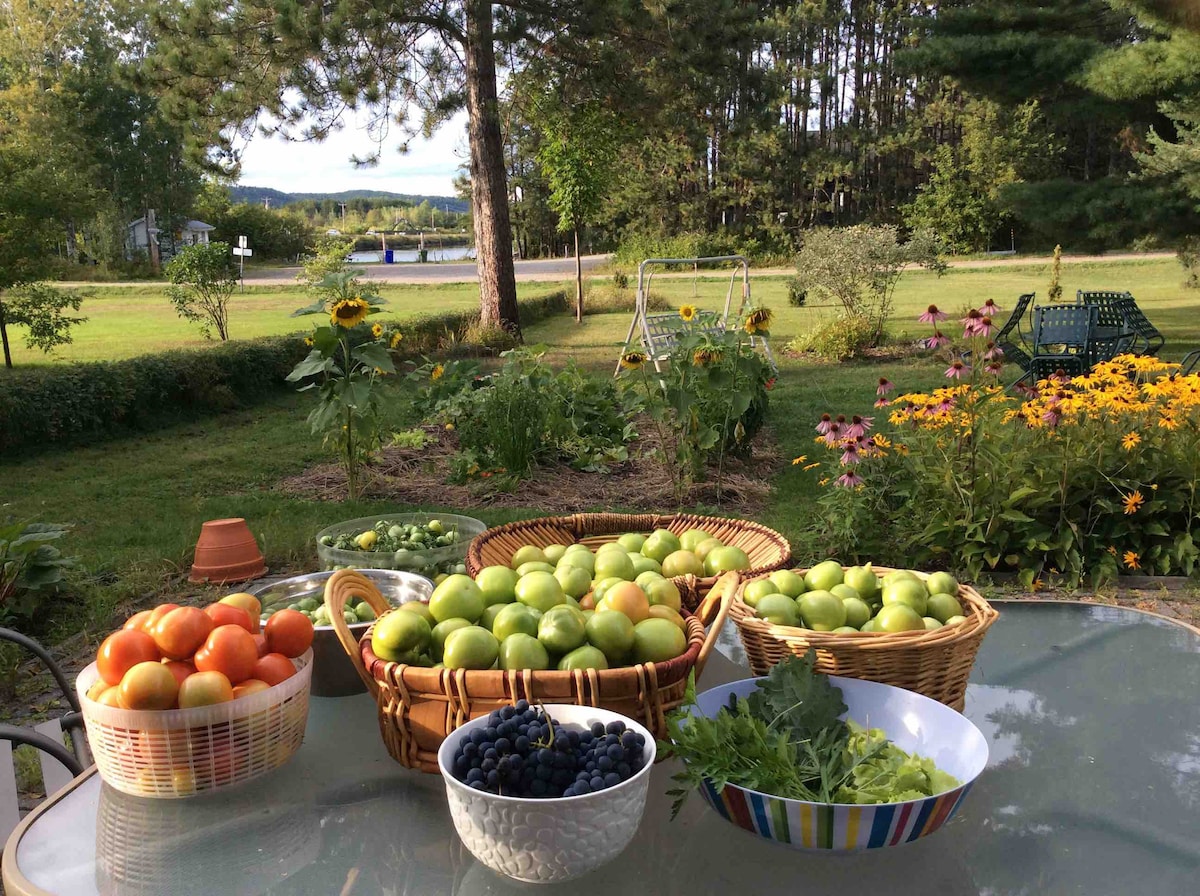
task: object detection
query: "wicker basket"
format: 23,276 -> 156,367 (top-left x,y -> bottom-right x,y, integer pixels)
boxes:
465,512 -> 791,597
77,651 -> 313,798
729,566 -> 998,711
325,568 -> 738,773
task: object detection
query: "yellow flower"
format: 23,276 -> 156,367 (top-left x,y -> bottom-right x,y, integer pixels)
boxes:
803,462 -> 821,471
1121,431 -> 1141,451
1107,545 -> 1118,556
744,307 -> 773,335
330,297 -> 370,328
792,455 -> 807,465
430,364 -> 445,381
1030,578 -> 1044,592
679,304 -> 697,322
1123,550 -> 1140,570
303,336 -> 313,347
390,332 -> 403,349
372,323 -> 384,339
692,347 -> 722,366
871,434 -> 892,449
1122,490 -> 1145,515
619,350 -> 647,370
818,477 -> 829,486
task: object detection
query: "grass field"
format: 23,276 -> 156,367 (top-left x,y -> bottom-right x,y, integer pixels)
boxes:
1,255 -> 1197,641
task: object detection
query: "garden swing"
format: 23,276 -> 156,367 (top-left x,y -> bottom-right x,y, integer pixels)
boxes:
613,255 -> 775,377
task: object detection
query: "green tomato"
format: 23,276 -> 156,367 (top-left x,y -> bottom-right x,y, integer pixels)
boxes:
372,610 -> 431,662
397,601 -> 436,627
629,553 -> 662,577
755,594 -> 801,627
429,574 -> 485,624
537,606 -> 587,655
841,596 -> 872,629
510,545 -> 548,569
557,550 -> 596,576
944,614 -> 968,627
843,565 -> 880,600
641,529 -> 682,564
703,546 -> 751,577
831,626 -> 861,634
661,550 -> 705,578
475,566 -> 520,606
631,618 -> 687,664
442,626 -> 499,670
881,579 -> 928,617
593,549 -> 636,582
875,604 -> 925,633
742,578 -> 779,608
804,560 -> 844,592
516,560 -> 556,578
768,570 -> 806,598
514,571 -> 565,613
830,583 -> 861,602
554,564 -> 593,600
798,591 -> 847,631
479,603 -> 506,632
354,603 -> 377,623
558,644 -> 609,671
617,532 -> 647,553
585,611 -> 636,666
926,592 -> 965,623
644,578 -> 682,613
542,543 -> 569,564
925,572 -> 960,596
923,616 -> 943,631
491,603 -> 542,641
430,618 -> 473,662
679,528 -> 714,552
498,633 -> 550,671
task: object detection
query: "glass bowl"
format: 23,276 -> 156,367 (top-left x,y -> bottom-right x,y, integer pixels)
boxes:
315,512 -> 486,579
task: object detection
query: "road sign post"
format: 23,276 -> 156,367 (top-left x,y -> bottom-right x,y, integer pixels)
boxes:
232,236 -> 252,291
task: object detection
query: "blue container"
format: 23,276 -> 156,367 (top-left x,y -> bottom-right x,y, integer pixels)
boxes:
383,249 -> 395,264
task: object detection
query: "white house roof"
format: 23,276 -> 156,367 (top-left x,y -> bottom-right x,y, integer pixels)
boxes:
183,220 -> 215,231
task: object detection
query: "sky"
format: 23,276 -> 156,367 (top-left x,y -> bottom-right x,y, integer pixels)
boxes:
235,108 -> 469,197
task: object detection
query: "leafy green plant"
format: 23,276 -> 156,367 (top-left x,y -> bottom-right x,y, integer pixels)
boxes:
786,313 -> 877,361
619,305 -> 774,503
0,283 -> 87,367
287,272 -> 399,499
165,242 -> 240,341
1,521 -> 79,623
1178,236 -> 1200,289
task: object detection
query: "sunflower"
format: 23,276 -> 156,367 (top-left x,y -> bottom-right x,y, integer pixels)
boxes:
744,307 -> 773,335
1122,490 -> 1145,515
330,297 -> 370,328
679,304 -> 698,322
390,332 -> 403,349
692,346 -> 722,366
619,350 -> 647,370
430,364 -> 445,381
371,322 -> 384,339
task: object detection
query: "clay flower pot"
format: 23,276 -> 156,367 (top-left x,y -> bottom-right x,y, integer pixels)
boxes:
189,518 -> 267,584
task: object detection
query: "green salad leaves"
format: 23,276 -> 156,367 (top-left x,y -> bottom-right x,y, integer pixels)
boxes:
662,652 -> 959,817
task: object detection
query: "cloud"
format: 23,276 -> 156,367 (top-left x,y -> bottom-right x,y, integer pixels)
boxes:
236,109 -> 468,196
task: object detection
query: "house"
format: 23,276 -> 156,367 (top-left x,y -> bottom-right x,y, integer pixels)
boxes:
126,213 -> 215,263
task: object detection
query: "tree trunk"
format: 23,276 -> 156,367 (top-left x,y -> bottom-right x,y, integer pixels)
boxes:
573,226 -> 583,322
0,301 -> 11,369
464,0 -> 521,338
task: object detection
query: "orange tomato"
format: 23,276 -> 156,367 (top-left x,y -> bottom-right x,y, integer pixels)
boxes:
601,582 -> 651,624
264,609 -> 314,658
251,653 -> 296,687
232,679 -> 272,700
95,686 -> 123,707
579,594 -> 596,610
118,661 -> 179,710
219,593 -> 263,633
96,629 -> 161,686
177,670 -> 235,708
193,625 -> 259,684
252,633 -> 269,658
146,603 -> 182,629
124,610 -> 154,632
204,602 -> 254,633
152,606 -> 214,660
162,659 -> 196,687
85,679 -> 109,701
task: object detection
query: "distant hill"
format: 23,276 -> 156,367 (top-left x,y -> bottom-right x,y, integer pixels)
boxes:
230,185 -> 469,213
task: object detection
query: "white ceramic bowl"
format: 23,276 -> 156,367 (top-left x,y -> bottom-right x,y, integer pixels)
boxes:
437,704 -> 657,883
687,676 -> 989,850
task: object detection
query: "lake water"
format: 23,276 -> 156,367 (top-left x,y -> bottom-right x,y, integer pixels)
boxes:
347,247 -> 475,264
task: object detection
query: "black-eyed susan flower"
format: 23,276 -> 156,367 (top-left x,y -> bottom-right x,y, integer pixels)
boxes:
330,297 -> 370,328
1122,490 -> 1145,515
1122,431 -> 1141,451
791,455 -> 807,465
1123,550 -> 1140,570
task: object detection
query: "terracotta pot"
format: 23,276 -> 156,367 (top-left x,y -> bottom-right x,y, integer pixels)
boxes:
189,518 -> 267,584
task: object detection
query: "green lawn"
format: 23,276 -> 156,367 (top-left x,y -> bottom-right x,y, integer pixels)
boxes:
2,254 -> 1197,641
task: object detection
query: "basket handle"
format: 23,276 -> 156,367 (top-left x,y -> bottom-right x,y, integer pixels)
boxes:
324,569 -> 388,698
693,571 -> 738,679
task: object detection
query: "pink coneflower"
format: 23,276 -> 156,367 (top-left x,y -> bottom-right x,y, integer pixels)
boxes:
979,298 -> 1003,316
935,397 -> 957,413
822,422 -> 844,446
840,443 -> 862,466
983,341 -> 1004,361
984,360 -> 1004,376
945,359 -> 970,379
874,397 -> 890,408
1015,382 -> 1038,398
924,331 -> 951,350
816,413 -> 833,434
961,309 -> 985,336
835,470 -> 865,488
1050,369 -> 1072,386
1041,406 -> 1062,427
918,305 -> 949,323
845,415 -> 873,439
877,377 -> 894,396
977,315 -> 996,337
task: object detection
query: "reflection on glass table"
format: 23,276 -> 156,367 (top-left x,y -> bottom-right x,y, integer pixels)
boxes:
4,601 -> 1199,896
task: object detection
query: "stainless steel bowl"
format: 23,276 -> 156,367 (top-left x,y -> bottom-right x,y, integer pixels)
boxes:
253,569 -> 433,697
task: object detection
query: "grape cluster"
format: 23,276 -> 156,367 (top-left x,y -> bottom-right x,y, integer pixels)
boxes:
450,700 -> 647,798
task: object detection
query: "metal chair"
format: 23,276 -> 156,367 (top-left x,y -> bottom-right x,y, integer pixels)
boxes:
1,628 -> 89,842
995,293 -> 1035,384
1077,290 -> 1165,357
1031,304 -> 1098,381
1181,350 -> 1200,375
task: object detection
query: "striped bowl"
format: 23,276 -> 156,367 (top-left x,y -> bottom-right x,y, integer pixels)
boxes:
688,676 -> 988,851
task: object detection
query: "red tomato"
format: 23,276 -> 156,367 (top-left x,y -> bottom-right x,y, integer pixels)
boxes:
162,660 -> 196,687
146,603 -> 181,630
96,629 -> 161,686
204,602 -> 254,633
251,653 -> 296,687
124,610 -> 154,632
177,670 -> 234,708
264,609 -> 314,658
193,625 -> 258,684
152,606 -> 214,660
218,594 -> 262,634
118,661 -> 179,710
251,633 -> 269,658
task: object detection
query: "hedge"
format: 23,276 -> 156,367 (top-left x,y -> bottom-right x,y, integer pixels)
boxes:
0,290 -> 571,457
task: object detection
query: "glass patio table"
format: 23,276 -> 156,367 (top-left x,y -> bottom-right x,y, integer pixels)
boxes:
5,601 -> 1200,896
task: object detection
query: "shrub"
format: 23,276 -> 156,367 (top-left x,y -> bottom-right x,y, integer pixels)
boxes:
165,242 -> 239,340
1179,236 -> 1200,289
787,278 -> 807,307
786,314 -> 876,361
0,521 -> 79,624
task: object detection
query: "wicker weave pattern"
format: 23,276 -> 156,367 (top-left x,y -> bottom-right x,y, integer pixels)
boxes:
729,566 -> 998,711
465,512 -> 790,597
325,568 -> 737,773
